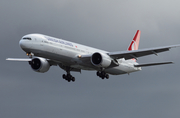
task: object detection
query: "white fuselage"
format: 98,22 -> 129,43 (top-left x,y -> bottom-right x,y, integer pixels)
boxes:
19,34 -> 141,75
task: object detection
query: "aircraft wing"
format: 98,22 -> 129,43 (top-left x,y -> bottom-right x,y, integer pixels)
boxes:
6,58 -> 58,66
6,58 -> 32,61
108,44 -> 180,60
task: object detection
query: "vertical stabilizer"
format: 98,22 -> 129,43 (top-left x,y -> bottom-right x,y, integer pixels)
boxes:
128,30 -> 141,51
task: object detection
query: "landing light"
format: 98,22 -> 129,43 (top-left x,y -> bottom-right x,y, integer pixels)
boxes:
78,55 -> 82,58
26,52 -> 34,58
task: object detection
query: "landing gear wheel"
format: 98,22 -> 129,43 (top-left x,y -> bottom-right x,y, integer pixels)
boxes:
105,74 -> 109,79
67,74 -> 71,78
101,71 -> 105,76
62,74 -> 66,79
72,77 -> 75,82
97,71 -> 100,76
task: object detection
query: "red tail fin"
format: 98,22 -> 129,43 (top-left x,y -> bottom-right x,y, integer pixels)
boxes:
128,30 -> 141,51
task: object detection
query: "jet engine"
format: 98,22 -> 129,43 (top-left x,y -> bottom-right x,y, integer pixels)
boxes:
91,52 -> 112,68
29,57 -> 50,73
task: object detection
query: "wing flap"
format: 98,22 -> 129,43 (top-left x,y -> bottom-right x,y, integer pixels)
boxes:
134,62 -> 173,67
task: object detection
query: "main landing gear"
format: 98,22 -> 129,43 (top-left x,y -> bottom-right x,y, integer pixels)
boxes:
59,64 -> 79,82
97,71 -> 109,79
62,71 -> 75,82
62,74 -> 75,82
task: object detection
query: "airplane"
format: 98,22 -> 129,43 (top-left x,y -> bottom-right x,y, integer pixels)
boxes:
6,30 -> 180,82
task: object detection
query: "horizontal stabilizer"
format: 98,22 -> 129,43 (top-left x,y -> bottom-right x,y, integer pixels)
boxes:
6,58 -> 32,61
134,62 -> 173,67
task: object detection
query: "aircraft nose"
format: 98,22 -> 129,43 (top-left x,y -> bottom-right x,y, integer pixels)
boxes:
19,39 -> 24,49
19,36 -> 33,51
19,39 -> 28,49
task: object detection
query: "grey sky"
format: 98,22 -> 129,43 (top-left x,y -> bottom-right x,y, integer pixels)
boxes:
1,0 -> 180,118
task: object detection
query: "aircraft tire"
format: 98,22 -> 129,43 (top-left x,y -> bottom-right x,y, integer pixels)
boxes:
97,71 -> 100,76
62,74 -> 66,79
72,77 -> 75,82
105,74 -> 109,79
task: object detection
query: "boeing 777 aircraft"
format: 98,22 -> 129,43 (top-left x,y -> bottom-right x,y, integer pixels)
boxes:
6,30 -> 180,82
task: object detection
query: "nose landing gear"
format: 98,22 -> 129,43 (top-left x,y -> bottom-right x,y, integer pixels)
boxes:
26,52 -> 34,58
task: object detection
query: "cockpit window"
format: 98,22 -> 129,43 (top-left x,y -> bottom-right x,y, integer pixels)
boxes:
23,37 -> 32,40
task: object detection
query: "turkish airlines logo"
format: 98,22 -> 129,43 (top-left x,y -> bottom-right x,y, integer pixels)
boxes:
130,40 -> 137,50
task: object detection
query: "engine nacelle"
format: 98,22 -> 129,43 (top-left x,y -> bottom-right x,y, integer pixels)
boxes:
29,57 -> 50,73
91,52 -> 112,68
